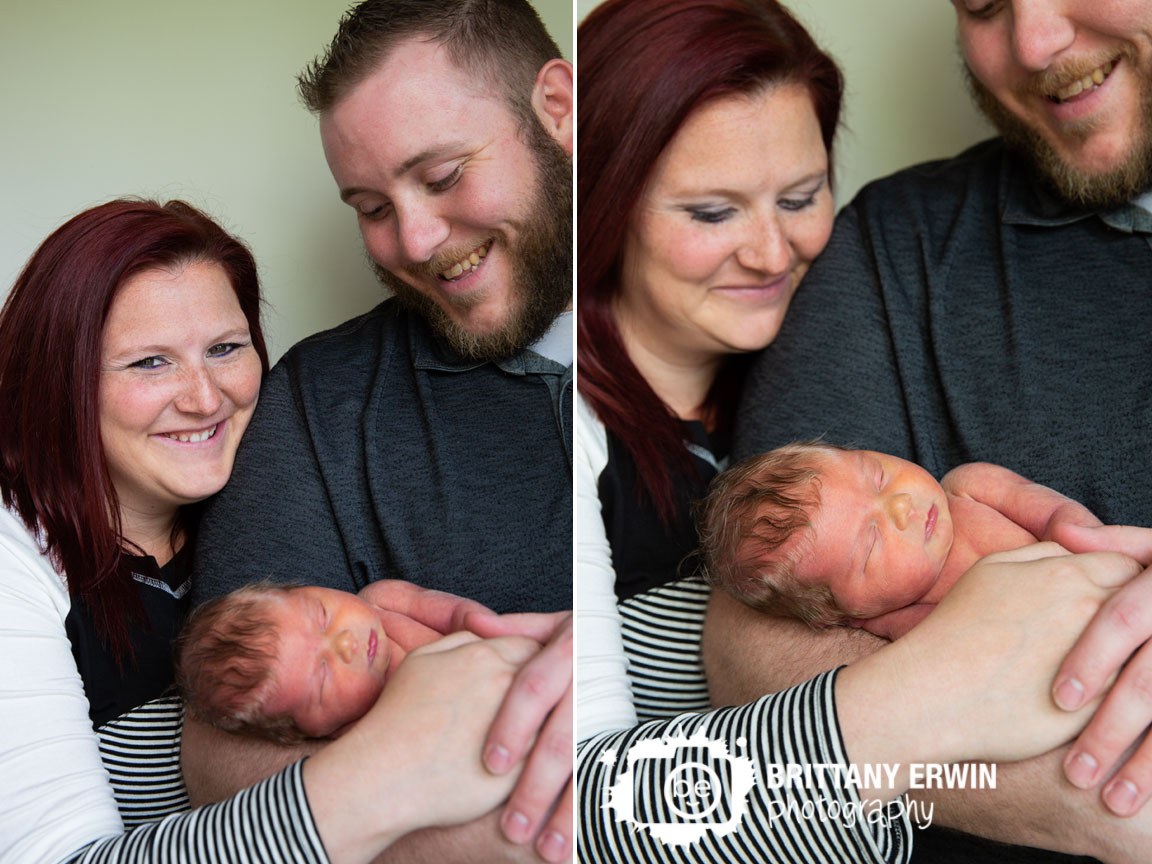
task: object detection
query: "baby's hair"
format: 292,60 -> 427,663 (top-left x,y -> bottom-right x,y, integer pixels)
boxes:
175,580 -> 309,743
698,441 -> 848,627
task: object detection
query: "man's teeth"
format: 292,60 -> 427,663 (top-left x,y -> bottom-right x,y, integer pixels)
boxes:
440,243 -> 489,281
1053,61 -> 1115,102
164,424 -> 218,443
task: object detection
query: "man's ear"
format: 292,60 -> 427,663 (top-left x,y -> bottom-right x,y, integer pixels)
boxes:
531,58 -> 574,154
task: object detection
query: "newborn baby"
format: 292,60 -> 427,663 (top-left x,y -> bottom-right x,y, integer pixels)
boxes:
177,580 -> 490,741
699,442 -> 1101,639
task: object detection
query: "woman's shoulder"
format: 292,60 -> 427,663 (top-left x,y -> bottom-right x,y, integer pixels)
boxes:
576,393 -> 608,470
0,505 -> 69,610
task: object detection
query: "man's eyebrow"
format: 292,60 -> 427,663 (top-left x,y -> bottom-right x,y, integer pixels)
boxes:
338,144 -> 467,203
397,145 -> 461,176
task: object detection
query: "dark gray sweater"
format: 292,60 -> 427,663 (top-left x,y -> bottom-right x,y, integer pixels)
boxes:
737,139 -> 1152,863
194,299 -> 571,613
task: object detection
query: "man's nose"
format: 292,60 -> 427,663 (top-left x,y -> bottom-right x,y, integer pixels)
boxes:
1010,1 -> 1076,72
395,202 -> 451,264
886,492 -> 912,531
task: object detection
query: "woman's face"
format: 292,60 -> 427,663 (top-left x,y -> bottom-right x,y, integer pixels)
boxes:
99,260 -> 262,520
618,84 -> 835,365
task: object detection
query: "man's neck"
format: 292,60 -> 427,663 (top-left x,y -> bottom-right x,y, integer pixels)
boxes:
526,309 -> 572,366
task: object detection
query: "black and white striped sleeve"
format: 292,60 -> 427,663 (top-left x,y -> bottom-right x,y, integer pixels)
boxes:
577,669 -> 912,864
66,760 -> 327,864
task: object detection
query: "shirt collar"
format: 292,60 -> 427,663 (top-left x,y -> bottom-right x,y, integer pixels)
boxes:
999,143 -> 1152,234
409,310 -> 569,376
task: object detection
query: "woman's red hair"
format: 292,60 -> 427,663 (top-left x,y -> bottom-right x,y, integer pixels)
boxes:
0,199 -> 269,661
577,0 -> 843,522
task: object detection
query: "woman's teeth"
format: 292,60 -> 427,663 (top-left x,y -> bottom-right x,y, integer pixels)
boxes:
163,423 -> 217,443
1051,61 -> 1115,103
440,243 -> 490,281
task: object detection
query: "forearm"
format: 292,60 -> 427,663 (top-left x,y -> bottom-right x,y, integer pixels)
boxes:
181,713 -> 321,806
578,671 -> 911,864
703,589 -> 885,705
372,811 -> 541,864
910,750 -> 1152,863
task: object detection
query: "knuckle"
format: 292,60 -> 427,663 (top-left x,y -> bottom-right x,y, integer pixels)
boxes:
1107,594 -> 1152,637
538,727 -> 574,763
1123,663 -> 1152,705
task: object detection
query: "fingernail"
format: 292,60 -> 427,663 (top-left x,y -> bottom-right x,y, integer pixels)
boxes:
1054,677 -> 1085,710
1064,750 -> 1099,788
486,744 -> 511,773
503,810 -> 532,843
1105,778 -> 1140,816
538,830 -> 568,862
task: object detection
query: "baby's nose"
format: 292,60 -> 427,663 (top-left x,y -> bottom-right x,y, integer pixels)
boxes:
887,493 -> 912,531
334,630 -> 356,663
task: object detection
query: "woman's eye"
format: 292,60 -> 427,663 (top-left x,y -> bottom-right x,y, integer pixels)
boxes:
428,165 -> 462,192
688,207 -> 735,224
779,195 -> 817,212
207,342 -> 242,358
130,356 -> 166,369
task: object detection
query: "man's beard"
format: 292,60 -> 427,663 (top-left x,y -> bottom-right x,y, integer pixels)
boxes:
373,123 -> 572,363
964,57 -> 1152,209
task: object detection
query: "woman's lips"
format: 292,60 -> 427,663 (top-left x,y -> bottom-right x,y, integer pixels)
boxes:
925,504 -> 938,542
367,629 -> 378,664
712,273 -> 791,301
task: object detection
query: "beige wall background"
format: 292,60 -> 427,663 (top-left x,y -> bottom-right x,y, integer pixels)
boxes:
1,0 -> 572,363
576,0 -> 993,208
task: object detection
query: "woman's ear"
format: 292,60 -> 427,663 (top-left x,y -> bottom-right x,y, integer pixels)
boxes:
531,58 -> 574,154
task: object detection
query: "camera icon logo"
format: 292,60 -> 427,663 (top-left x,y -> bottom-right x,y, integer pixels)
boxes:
603,729 -> 755,846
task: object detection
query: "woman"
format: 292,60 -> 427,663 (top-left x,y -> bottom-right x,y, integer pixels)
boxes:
574,2 -> 1138,862
0,199 -> 536,862
577,0 -> 838,741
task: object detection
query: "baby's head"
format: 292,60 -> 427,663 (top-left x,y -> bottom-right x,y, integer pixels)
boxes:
700,443 -> 953,626
177,582 -> 391,742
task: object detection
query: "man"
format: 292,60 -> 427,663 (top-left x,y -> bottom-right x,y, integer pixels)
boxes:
716,2 -> 1152,861
186,1 -> 573,861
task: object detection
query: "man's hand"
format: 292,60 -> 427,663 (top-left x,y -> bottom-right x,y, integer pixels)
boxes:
464,611 -> 573,863
1048,523 -> 1152,816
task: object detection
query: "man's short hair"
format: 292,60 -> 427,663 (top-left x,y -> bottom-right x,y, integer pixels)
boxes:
698,442 -> 846,627
298,0 -> 562,129
175,581 -> 307,744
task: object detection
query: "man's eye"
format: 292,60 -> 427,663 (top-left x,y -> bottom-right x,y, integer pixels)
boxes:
964,1 -> 1002,20
428,166 -> 462,192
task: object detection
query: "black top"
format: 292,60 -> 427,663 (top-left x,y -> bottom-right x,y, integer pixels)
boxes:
598,420 -> 725,601
65,547 -> 191,728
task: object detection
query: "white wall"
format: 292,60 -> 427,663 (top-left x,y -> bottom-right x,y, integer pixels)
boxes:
576,0 -> 993,207
1,0 -> 573,362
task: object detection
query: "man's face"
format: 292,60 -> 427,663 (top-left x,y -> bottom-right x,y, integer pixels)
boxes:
320,38 -> 571,362
955,0 -> 1152,207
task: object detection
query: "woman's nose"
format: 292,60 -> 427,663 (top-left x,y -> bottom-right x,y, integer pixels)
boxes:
736,214 -> 792,275
886,492 -> 912,531
175,366 -> 224,416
